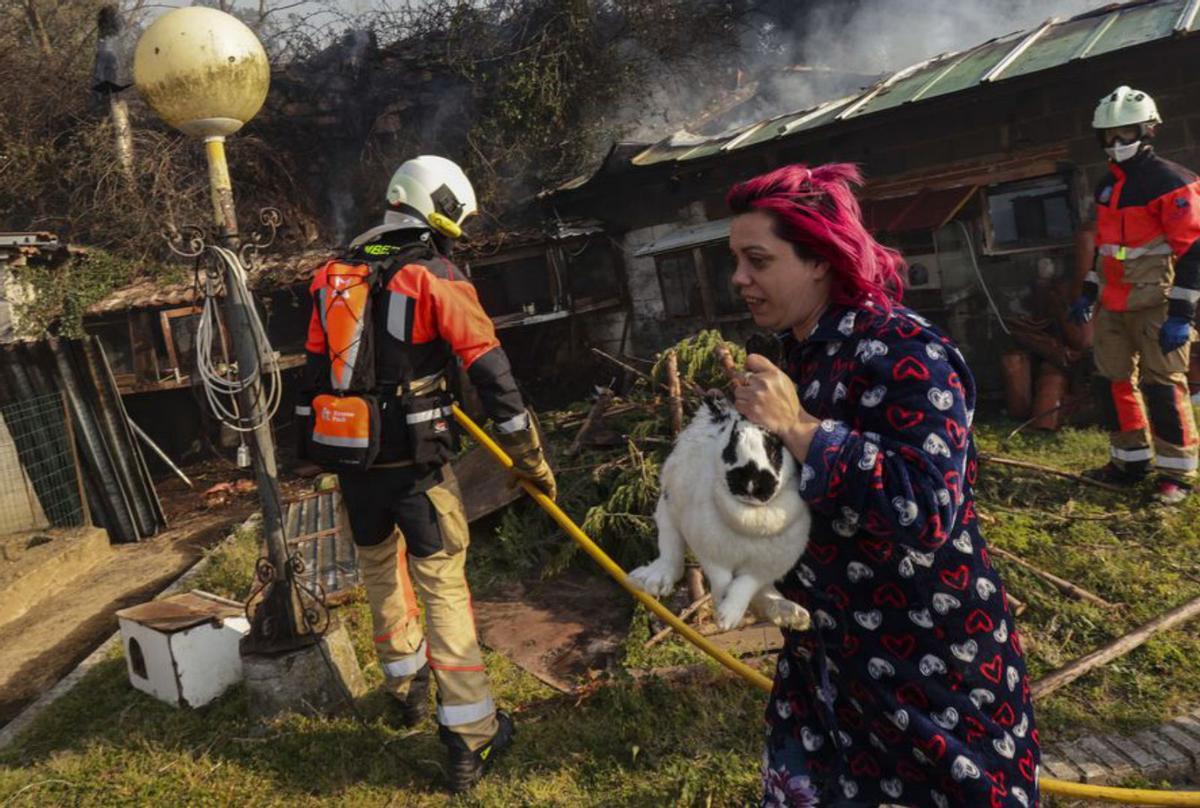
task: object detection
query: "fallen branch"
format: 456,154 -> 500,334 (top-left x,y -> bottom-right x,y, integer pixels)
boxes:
644,593 -> 712,649
1031,592 -> 1200,700
715,343 -> 741,386
591,348 -> 702,397
665,350 -> 683,437
990,546 -> 1116,608
1005,591 -> 1027,616
566,388 -> 614,457
978,453 -> 1125,493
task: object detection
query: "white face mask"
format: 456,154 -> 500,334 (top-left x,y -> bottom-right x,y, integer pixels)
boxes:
1105,140 -> 1142,162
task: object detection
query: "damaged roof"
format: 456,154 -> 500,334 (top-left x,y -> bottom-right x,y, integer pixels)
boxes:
87,249 -> 333,315
547,0 -> 1200,194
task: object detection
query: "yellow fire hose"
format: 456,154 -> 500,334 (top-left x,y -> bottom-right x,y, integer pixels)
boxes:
453,405 -> 1200,806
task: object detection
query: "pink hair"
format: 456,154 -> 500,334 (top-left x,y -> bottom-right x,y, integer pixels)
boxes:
726,163 -> 905,310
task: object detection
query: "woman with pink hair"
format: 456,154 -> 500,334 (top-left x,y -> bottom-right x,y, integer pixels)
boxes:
728,164 -> 1038,808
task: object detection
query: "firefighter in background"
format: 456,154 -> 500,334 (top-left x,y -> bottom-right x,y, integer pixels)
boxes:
299,156 -> 556,791
1069,86 -> 1200,504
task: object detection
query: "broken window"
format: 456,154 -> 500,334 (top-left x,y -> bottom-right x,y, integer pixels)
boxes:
655,251 -> 703,318
564,240 -> 621,305
469,250 -> 556,318
984,175 -> 1074,253
160,306 -> 227,378
85,316 -> 135,378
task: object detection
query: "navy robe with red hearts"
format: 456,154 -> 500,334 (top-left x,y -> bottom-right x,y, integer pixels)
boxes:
765,303 -> 1040,808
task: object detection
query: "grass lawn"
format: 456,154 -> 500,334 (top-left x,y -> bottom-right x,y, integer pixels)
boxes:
2,411 -> 1199,806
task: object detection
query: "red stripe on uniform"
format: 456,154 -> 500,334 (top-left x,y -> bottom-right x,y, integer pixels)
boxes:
1176,385 -> 1197,447
1111,380 -> 1148,432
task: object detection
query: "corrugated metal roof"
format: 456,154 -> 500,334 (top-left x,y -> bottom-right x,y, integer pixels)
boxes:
619,0 -> 1195,170
633,218 -> 733,257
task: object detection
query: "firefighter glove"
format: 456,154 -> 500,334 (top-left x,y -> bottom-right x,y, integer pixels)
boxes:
1160,316 -> 1192,354
496,421 -> 557,501
1068,295 -> 1094,325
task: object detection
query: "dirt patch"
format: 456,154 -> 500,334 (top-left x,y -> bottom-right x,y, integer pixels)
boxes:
474,569 -> 631,692
0,506 -> 252,727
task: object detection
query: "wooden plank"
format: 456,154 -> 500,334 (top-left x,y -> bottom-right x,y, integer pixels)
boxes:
453,443 -> 523,523
1131,729 -> 1191,779
706,622 -> 783,657
1038,748 -> 1084,782
1101,734 -> 1159,770
1076,736 -> 1135,779
1057,739 -> 1110,783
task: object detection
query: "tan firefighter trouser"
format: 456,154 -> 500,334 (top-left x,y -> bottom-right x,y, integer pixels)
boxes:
352,479 -> 498,750
1094,304 -> 1199,482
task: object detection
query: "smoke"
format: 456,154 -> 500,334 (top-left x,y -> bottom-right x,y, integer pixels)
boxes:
616,0 -> 1107,145
793,0 -> 1105,75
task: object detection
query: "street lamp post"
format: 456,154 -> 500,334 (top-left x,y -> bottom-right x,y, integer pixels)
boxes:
134,8 -> 316,654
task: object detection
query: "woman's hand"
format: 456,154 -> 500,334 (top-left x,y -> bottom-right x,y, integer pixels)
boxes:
733,353 -> 820,460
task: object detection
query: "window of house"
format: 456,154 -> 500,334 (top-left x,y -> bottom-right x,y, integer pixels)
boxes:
655,251 -> 702,318
565,241 -> 621,304
86,317 -> 135,377
470,252 -> 555,317
160,306 -> 227,377
984,175 -> 1074,253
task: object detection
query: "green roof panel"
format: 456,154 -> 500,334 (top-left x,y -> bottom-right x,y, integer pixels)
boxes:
1087,0 -> 1183,57
1001,14 -> 1108,78
844,36 -> 1018,119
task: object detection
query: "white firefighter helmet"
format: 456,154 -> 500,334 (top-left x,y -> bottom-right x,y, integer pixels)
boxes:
384,155 -> 477,239
1092,85 -> 1161,130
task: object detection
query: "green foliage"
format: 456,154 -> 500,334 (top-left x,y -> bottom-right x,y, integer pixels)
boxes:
189,520 -> 265,602
651,329 -> 746,391
10,249 -> 160,339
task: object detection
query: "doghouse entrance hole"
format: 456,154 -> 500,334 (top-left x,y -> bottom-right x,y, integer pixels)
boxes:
128,637 -> 148,679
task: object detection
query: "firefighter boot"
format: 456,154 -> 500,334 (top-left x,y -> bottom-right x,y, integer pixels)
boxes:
440,710 -> 515,793
1082,462 -> 1146,485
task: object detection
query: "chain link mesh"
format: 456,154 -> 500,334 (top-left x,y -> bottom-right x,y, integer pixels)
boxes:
0,392 -> 85,536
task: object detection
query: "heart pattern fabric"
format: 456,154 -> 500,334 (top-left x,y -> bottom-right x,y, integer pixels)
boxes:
764,304 -> 1038,808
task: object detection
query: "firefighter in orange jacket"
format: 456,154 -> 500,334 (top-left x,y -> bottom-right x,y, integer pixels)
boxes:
298,156 -> 555,791
1069,86 -> 1200,504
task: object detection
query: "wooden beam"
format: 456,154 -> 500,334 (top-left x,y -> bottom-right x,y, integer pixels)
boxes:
1032,593 -> 1200,700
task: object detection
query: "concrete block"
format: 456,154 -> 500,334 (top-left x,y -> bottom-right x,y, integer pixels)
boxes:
242,618 -> 366,719
1039,747 -> 1084,782
1132,729 -> 1191,780
1057,739 -> 1111,783
1077,735 -> 1136,779
1102,734 -> 1159,771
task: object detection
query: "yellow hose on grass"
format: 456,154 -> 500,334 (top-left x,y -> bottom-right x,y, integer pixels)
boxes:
452,405 -> 1200,806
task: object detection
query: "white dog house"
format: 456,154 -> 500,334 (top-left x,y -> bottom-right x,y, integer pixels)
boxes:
116,590 -> 250,708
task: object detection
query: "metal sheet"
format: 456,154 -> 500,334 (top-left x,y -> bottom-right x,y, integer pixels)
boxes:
1086,0 -> 1183,57
633,218 -> 733,257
